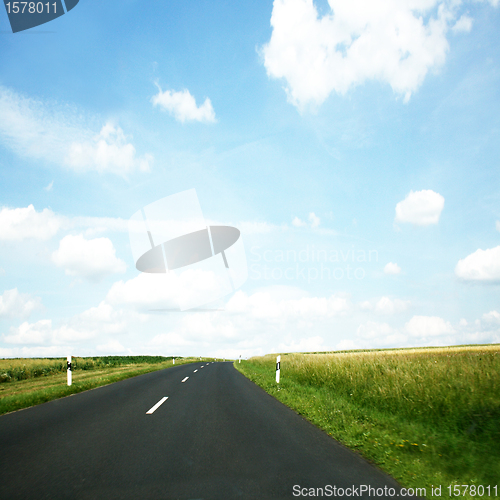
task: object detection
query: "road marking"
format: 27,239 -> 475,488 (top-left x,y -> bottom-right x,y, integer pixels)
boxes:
146,397 -> 168,414
201,365 -> 204,368
182,376 -> 189,382
194,369 -> 198,373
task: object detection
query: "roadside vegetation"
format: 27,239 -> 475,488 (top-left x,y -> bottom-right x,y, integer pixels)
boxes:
235,345 -> 500,500
0,356 -> 207,416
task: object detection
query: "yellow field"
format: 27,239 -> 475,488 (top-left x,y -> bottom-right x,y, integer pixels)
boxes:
0,357 -> 65,369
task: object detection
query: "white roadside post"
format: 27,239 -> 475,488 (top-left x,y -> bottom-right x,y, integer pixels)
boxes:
67,355 -> 72,386
276,355 -> 280,384
239,355 -> 241,364
173,357 -> 175,365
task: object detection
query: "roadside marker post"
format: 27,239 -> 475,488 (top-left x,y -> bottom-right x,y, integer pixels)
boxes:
239,355 -> 241,363
173,358 -> 175,364
276,355 -> 280,384
67,355 -> 72,386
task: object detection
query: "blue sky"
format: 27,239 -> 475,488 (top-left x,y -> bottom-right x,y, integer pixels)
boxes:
0,0 -> 499,359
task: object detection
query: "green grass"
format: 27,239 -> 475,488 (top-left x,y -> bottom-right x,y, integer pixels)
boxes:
0,355 -> 177,382
235,345 -> 500,500
0,356 -> 206,415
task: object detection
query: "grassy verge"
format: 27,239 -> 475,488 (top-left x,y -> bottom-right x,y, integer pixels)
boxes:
0,356 -> 204,416
235,345 -> 500,500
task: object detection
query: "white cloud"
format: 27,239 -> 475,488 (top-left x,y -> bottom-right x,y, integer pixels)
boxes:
44,180 -> 54,191
0,205 -> 288,243
384,262 -> 401,275
0,205 -> 62,241
71,216 -> 129,236
395,189 -> 444,226
151,85 -> 216,123
261,0 -> 464,109
455,246 -> 500,282
3,319 -> 93,345
278,335 -> 324,352
292,216 -> 306,227
292,213 -> 320,228
354,310 -> 500,349
0,288 -> 41,319
2,300 -> 141,347
52,234 -> 126,282
308,212 -> 320,228
75,301 -> 130,335
66,123 -> 152,176
150,331 -> 198,349
354,315 -> 457,348
452,14 -> 473,32
360,300 -> 373,310
404,315 -> 455,337
0,86 -> 152,175
0,347 -> 14,357
374,296 -> 410,315
106,272 -> 180,310
144,287 -> 351,354
96,339 -> 126,354
482,310 -> 500,324
4,319 -> 53,344
357,321 -> 395,340
226,289 -> 350,319
0,204 -> 133,242
336,339 -> 360,350
108,262 -> 247,313
359,296 -> 409,315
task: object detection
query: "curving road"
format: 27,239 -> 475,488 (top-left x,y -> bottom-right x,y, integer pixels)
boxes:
0,362 -> 406,499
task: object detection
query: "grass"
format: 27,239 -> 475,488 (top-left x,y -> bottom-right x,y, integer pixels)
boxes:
235,344 -> 500,500
0,356 -> 208,415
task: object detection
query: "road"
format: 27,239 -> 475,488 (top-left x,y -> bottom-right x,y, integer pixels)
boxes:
0,361 -> 406,499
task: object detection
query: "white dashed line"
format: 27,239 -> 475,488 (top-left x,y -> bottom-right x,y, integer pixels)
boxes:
146,397 -> 168,414
182,376 -> 189,382
194,369 -> 198,373
201,366 -> 204,368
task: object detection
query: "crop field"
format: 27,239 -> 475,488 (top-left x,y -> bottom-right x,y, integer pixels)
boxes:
0,356 -> 203,415
235,344 -> 500,500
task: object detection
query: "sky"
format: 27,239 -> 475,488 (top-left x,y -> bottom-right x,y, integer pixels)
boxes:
0,0 -> 499,359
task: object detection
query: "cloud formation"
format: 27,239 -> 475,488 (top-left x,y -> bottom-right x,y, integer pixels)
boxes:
405,315 -> 455,338
395,189 -> 444,226
66,124 -> 152,175
151,85 -> 216,123
2,300 -> 142,347
262,0 -> 478,109
0,288 -> 41,319
0,205 -> 62,241
355,315 -> 460,348
384,262 -> 401,275
292,212 -> 320,228
455,245 -> 500,282
52,234 -> 127,282
0,86 -> 152,175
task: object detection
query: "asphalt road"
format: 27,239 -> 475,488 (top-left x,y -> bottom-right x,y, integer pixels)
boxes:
0,362 -> 406,499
